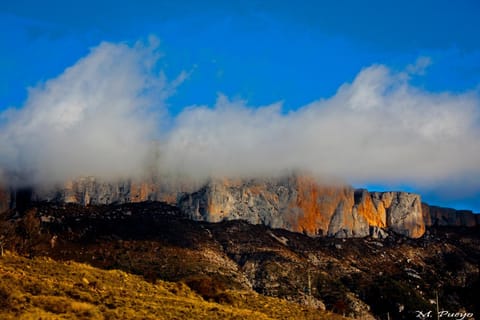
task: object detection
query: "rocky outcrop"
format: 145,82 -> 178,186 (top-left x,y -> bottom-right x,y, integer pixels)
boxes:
178,175 -> 349,235
2,174 -> 430,238
371,192 -> 425,238
423,204 -> 477,228
354,189 -> 386,227
369,226 -> 389,239
43,178 -> 134,205
178,175 -> 363,236
29,176 -> 200,206
327,202 -> 370,238
178,175 -> 427,238
2,173 -> 477,238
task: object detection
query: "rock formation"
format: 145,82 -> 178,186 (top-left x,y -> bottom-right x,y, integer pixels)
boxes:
0,173 -> 477,239
178,175 -> 356,236
27,176 -> 200,206
178,175 -> 427,238
371,192 -> 425,238
422,204 -> 477,227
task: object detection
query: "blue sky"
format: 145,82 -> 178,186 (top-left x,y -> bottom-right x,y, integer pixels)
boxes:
1,1 -> 480,211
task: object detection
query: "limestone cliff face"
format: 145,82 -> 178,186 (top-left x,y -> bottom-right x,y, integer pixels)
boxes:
423,204 -> 477,227
179,176 -> 318,233
354,189 -> 386,227
30,176 -> 196,206
178,176 -> 427,238
371,192 -> 425,238
178,175 -> 359,236
2,174 -> 477,239
327,201 -> 370,238
178,176 -> 368,235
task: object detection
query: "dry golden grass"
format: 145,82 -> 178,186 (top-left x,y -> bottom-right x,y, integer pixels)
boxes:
0,252 -> 348,320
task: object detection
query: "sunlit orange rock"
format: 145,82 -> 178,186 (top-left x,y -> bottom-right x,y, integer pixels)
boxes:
354,189 -> 386,228
290,175 -> 355,235
130,181 -> 155,202
180,174 -> 365,237
178,174 -> 431,238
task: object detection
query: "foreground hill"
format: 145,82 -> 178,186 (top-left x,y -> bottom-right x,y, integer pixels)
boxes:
1,201 -> 478,319
0,252 -> 347,320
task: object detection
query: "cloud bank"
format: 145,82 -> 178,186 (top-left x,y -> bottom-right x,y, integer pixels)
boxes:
1,40 -> 480,201
0,38 -> 182,185
165,64 -> 480,187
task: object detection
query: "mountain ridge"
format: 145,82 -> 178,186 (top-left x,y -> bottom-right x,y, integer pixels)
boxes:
1,173 -> 478,239
1,200 -> 479,319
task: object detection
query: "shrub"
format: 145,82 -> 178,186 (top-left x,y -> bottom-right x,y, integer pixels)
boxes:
184,276 -> 227,301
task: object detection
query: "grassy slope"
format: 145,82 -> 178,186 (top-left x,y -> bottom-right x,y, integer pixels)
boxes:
0,252 -> 347,320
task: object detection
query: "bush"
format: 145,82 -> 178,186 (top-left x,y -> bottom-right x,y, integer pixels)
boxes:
184,276 -> 227,301
0,283 -> 12,307
364,276 -> 432,320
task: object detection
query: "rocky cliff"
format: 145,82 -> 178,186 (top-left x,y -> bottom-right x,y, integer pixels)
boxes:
178,175 -> 426,238
422,204 -> 478,227
13,176 -> 202,207
1,174 -> 477,239
371,192 -> 425,238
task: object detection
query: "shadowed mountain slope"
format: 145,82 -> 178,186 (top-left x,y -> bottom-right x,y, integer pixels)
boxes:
0,201 -> 478,319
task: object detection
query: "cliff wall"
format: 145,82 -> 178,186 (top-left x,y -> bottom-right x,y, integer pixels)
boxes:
1,174 -> 477,239
422,204 -> 477,228
178,175 -> 427,238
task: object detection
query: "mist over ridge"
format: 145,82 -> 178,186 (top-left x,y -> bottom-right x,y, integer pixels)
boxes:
0,38 -> 479,210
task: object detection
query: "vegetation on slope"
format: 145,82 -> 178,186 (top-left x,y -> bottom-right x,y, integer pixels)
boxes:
1,202 -> 479,319
0,252 -> 347,320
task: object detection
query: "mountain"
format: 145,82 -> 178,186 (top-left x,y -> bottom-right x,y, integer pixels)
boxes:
0,200 -> 478,319
1,173 -> 478,239
177,176 -> 425,238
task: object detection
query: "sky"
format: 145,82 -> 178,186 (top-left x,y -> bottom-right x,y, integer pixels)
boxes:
0,0 -> 480,211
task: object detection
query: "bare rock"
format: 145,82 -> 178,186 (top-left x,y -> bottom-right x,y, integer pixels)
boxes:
31,176 -> 199,206
370,226 -> 389,239
179,175 -> 356,236
354,189 -> 386,228
179,176 -> 428,238
426,205 -> 477,227
327,201 -> 370,238
373,192 -> 425,238
8,173 -> 477,239
345,292 -> 376,320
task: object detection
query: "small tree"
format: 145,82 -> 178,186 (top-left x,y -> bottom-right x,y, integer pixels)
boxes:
0,216 -> 16,256
0,235 -> 4,256
17,208 -> 42,254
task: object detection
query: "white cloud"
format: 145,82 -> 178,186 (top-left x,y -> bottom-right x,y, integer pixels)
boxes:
406,56 -> 432,75
163,64 -> 480,189
1,40 -> 479,202
0,38 -> 183,186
